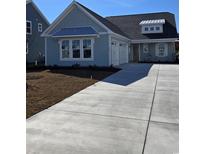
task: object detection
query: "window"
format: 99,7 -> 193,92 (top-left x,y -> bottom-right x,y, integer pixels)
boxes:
83,40 -> 92,58
156,26 -> 160,31
38,23 -> 43,32
144,27 -> 149,31
143,44 -> 149,53
155,43 -> 168,57
72,40 -> 80,58
60,39 -> 94,60
141,25 -> 163,34
61,40 -> 70,59
26,21 -> 32,34
150,27 -> 154,31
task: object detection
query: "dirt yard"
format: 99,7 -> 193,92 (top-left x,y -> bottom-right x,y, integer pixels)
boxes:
26,68 -> 118,118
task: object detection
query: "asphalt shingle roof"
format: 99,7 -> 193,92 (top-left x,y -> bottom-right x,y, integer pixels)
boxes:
52,27 -> 97,37
76,2 -> 129,38
106,12 -> 178,40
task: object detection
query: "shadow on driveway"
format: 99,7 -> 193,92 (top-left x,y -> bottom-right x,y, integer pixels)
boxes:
102,64 -> 153,86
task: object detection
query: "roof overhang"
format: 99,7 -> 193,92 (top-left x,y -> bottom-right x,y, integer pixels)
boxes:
41,1 -> 128,40
131,38 -> 178,43
139,19 -> 165,25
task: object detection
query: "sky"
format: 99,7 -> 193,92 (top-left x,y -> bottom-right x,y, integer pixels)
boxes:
33,0 -> 179,32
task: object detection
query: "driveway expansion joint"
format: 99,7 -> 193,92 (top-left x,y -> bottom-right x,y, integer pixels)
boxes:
142,64 -> 160,154
48,108 -> 149,122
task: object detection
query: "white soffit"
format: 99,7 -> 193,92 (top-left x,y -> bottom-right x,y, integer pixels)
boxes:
139,19 -> 165,25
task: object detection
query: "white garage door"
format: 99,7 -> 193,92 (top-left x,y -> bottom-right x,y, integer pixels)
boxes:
119,43 -> 128,64
111,41 -> 119,66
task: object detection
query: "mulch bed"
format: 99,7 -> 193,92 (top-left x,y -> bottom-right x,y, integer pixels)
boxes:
26,68 -> 119,118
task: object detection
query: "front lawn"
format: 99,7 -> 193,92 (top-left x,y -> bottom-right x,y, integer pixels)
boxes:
26,67 -> 119,118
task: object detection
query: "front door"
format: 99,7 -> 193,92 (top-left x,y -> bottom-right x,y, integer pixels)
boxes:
133,44 -> 139,63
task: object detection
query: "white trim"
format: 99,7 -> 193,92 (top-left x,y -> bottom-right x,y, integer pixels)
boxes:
45,38 -> 47,65
41,1 -> 76,36
99,32 -> 109,35
139,19 -> 165,25
38,23 -> 43,32
26,20 -> 32,35
52,34 -> 98,38
41,1 -> 129,40
76,3 -> 112,33
27,0 -> 50,25
131,38 -> 178,43
59,38 -> 94,61
82,39 -> 93,59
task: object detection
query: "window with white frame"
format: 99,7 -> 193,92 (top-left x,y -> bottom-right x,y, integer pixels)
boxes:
143,44 -> 149,53
26,21 -> 32,34
61,40 -> 70,59
60,39 -> 94,60
72,40 -> 80,58
155,43 -> 168,57
83,39 -> 92,58
38,23 -> 43,32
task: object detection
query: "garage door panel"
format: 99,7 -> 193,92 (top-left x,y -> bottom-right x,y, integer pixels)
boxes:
111,40 -> 128,66
119,43 -> 128,64
111,41 -> 119,66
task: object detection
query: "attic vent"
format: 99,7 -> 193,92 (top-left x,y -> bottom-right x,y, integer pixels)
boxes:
139,19 -> 165,25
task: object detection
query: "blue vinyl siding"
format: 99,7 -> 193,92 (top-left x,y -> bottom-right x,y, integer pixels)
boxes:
46,6 -> 110,66
49,6 -> 107,35
26,2 -> 49,63
139,42 -> 176,62
47,35 -> 109,66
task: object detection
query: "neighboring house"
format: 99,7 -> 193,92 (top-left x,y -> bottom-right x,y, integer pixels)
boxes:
26,0 -> 49,64
42,1 -> 178,67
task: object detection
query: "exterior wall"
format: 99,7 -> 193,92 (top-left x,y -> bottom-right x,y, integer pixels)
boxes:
46,6 -> 111,67
49,6 -> 107,35
138,42 -> 176,62
26,3 -> 49,63
46,34 -> 110,66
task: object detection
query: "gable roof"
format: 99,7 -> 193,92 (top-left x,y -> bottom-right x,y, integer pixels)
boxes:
76,2 -> 128,38
106,12 -> 178,40
26,0 -> 50,25
42,1 -> 128,38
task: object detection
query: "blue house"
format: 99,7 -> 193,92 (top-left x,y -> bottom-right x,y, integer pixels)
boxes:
26,0 -> 49,64
42,1 -> 178,67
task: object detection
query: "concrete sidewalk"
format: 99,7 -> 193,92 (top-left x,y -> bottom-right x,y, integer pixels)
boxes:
27,64 -> 179,154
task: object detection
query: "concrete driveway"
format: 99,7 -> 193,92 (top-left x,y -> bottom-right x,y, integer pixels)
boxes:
27,64 -> 179,154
